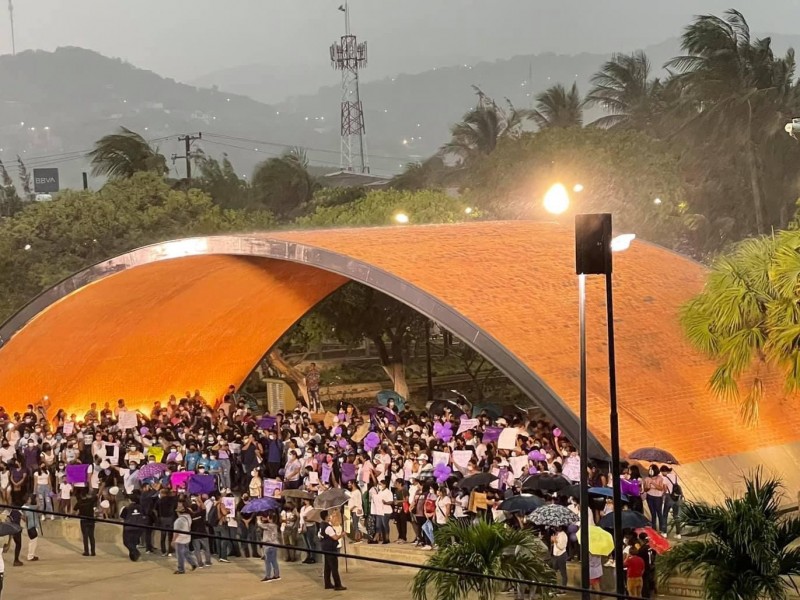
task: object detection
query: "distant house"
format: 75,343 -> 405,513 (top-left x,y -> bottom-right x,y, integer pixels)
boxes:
322,170 -> 390,189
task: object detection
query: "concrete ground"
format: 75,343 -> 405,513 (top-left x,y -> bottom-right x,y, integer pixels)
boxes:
3,537 -> 419,600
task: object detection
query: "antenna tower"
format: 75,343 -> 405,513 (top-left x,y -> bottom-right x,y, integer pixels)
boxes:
8,0 -> 15,55
330,2 -> 369,173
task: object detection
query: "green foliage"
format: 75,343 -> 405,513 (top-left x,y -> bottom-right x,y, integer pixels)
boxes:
311,185 -> 368,208
0,172 -> 273,322
390,156 -> 447,191
297,189 -> 477,227
681,230 -> 800,423
194,152 -> 252,210
466,127 -> 687,249
88,127 -> 169,179
0,159 -> 25,217
531,82 -> 583,129
251,148 -> 316,220
658,471 -> 800,600
441,87 -> 528,164
411,518 -> 555,600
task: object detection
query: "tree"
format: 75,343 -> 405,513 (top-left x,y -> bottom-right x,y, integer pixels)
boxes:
194,152 -> 253,210
310,283 -> 425,399
659,471 -> 800,600
531,82 -> 583,129
586,50 -> 667,130
251,148 -> 316,221
681,229 -> 800,423
411,519 -> 555,600
0,172 -> 273,323
16,156 -> 32,200
390,156 -> 447,191
465,127 -> 688,250
441,87 -> 528,163
666,9 -> 799,235
88,127 -> 169,179
297,188 -> 478,227
0,160 -> 24,217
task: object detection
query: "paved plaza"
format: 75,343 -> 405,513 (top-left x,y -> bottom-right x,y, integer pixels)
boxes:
4,537 -> 418,600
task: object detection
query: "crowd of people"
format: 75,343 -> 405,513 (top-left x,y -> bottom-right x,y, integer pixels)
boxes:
0,382 -> 682,597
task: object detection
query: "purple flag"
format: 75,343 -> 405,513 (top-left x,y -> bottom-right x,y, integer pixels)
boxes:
257,416 -> 277,430
483,427 -> 502,444
187,474 -> 216,495
619,478 -> 641,497
170,471 -> 194,489
341,462 -> 356,483
66,464 -> 89,485
321,464 -> 332,483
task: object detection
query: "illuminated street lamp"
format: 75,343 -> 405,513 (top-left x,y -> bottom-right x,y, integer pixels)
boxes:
393,212 -> 409,224
573,183 -> 584,193
543,183 -> 570,215
575,214 -> 634,598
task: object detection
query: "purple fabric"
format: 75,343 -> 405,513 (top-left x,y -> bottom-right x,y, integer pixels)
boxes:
187,474 -> 216,495
257,417 -> 276,430
483,427 -> 502,444
620,478 -> 641,497
321,464 -> 332,483
341,462 -> 356,483
66,464 -> 89,485
170,471 -> 194,489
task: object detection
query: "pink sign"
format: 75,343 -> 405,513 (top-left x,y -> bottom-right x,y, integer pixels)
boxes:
170,471 -> 194,489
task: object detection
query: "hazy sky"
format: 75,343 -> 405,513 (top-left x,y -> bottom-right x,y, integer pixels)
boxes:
2,1 -> 797,81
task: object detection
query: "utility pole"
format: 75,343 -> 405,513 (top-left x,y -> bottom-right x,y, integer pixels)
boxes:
172,133 -> 202,182
330,2 -> 369,173
8,0 -> 15,56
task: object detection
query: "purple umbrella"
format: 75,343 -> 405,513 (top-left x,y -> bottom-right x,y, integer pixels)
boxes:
241,497 -> 281,514
137,462 -> 168,480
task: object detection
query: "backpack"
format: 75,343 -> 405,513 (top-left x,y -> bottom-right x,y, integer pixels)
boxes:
424,496 -> 436,515
667,475 -> 683,501
207,503 -> 220,528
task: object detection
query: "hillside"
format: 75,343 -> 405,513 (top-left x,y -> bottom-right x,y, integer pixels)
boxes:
1,35 -> 798,189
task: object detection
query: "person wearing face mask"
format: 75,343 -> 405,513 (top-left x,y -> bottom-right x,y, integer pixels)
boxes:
0,439 -> 15,465
264,431 -> 283,479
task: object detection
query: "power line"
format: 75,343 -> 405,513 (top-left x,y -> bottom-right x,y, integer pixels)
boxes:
0,503 -> 642,600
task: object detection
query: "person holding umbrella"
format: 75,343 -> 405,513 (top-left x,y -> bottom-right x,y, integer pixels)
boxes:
318,510 -> 346,591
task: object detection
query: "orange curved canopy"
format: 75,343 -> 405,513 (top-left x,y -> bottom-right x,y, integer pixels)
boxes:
0,221 -> 797,476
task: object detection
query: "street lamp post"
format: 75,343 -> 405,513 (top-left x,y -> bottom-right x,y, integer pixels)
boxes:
575,213 -> 626,597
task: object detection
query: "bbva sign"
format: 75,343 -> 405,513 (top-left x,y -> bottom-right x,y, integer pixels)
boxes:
33,168 -> 59,193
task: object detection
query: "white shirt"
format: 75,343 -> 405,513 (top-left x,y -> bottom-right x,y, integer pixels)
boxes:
435,496 -> 452,525
552,531 -> 568,557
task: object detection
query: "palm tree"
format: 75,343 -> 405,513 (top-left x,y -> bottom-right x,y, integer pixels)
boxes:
586,50 -> 666,130
530,83 -> 583,129
441,87 -> 528,163
88,127 -> 168,179
680,230 -> 800,423
659,471 -> 800,600
411,519 -> 555,600
390,156 -> 446,191
251,147 -> 315,220
665,9 -> 799,234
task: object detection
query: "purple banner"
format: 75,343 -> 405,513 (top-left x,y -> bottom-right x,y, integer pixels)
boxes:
66,464 -> 89,485
187,474 -> 216,495
321,464 -> 332,483
483,427 -> 502,444
257,416 -> 276,430
619,478 -> 641,497
341,462 -> 356,483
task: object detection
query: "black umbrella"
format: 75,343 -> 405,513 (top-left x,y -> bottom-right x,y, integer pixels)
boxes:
557,484 -> 582,498
459,472 -> 498,490
500,494 -> 545,514
428,400 -> 465,419
0,522 -> 21,536
599,510 -> 649,530
521,473 -> 571,492
314,488 -> 349,510
628,447 -> 679,465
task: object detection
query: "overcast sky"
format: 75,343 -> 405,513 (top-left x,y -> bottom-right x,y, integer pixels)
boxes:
2,1 -> 797,81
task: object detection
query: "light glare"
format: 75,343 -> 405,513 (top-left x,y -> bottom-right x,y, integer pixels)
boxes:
543,183 -> 570,215
611,234 -> 636,252
394,213 -> 409,224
